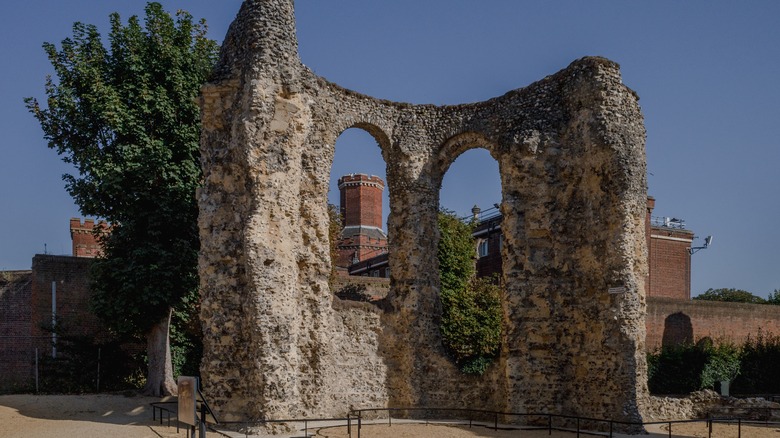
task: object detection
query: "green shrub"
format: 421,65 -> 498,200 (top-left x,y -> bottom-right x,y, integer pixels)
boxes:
440,276 -> 503,374
647,343 -> 709,394
731,332 -> 780,394
437,210 -> 503,375
700,343 -> 740,389
648,336 -> 780,395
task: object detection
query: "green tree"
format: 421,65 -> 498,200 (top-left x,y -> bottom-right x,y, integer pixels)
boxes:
26,3 -> 219,396
437,210 -> 503,375
694,288 -> 766,304
767,290 -> 780,305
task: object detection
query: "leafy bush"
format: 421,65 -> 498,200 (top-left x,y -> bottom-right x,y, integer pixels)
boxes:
647,343 -> 709,394
649,335 -> 780,395
440,276 -> 503,373
700,343 -> 740,389
731,332 -> 780,393
437,210 -> 503,375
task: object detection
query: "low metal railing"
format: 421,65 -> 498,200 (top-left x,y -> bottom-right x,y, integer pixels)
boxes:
151,403 -> 780,438
217,417 -> 354,438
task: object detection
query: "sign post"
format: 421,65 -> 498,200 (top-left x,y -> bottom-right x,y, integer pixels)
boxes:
178,376 -> 198,435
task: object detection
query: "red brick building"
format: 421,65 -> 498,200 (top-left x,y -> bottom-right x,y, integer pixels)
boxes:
645,197 -> 695,299
471,205 -> 503,279
70,218 -> 109,258
470,198 -> 697,301
335,174 -> 388,268
0,270 -> 33,390
0,219 -> 105,391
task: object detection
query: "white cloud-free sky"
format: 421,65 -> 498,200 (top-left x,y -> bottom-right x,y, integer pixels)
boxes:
1,1 -> 778,297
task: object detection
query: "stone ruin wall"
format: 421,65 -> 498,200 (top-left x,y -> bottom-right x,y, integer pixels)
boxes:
198,0 -> 650,426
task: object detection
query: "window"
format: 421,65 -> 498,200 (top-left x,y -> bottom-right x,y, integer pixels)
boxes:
478,239 -> 489,258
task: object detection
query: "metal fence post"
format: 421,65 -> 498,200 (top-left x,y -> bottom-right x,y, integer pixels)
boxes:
548,414 -> 552,435
34,348 -> 39,393
576,417 -> 580,438
96,348 -> 101,392
738,418 -> 741,438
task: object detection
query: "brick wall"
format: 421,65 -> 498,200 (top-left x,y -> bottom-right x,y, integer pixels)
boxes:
476,232 -> 503,278
646,297 -> 780,350
0,270 -> 33,390
648,227 -> 693,300
29,255 -> 103,352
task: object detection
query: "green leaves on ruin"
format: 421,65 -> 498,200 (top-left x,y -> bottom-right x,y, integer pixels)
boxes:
437,210 -> 502,375
26,2 -> 219,395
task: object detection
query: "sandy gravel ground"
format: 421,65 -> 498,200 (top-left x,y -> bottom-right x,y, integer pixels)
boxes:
0,393 -> 182,438
651,421 -> 780,438
311,422 -> 780,438
3,394 -> 780,438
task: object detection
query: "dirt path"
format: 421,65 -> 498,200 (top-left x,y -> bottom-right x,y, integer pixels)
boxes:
0,393 -> 181,438
3,394 -> 780,438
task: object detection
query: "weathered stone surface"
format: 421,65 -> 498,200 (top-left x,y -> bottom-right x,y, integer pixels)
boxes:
645,390 -> 780,421
198,0 -> 650,427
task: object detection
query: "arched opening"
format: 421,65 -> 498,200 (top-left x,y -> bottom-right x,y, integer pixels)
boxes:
437,146 -> 505,375
440,147 -> 503,279
328,127 -> 391,302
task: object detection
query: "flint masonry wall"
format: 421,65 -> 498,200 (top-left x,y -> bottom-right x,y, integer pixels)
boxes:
198,0 -> 650,425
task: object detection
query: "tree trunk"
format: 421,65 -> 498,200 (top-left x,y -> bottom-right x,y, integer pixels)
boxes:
142,308 -> 177,396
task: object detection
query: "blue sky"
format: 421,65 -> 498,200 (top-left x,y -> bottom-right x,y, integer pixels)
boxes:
1,1 -> 778,298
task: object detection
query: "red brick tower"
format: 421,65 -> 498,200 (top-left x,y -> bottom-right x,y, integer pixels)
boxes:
70,218 -> 108,258
336,174 -> 388,268
645,199 -> 694,300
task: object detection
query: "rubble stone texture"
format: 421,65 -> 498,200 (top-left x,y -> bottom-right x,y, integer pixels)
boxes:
198,0 -> 651,427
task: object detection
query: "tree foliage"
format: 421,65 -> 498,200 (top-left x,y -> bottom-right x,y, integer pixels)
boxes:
767,290 -> 780,305
694,288 -> 766,304
437,210 -> 502,375
26,3 -> 219,395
